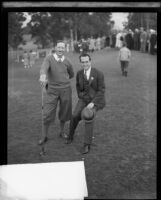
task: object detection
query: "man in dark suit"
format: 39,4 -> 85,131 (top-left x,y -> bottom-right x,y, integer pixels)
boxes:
150,30 -> 157,55
66,53 -> 106,154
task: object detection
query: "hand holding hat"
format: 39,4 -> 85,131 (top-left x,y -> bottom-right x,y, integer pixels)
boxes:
81,106 -> 95,121
87,102 -> 94,109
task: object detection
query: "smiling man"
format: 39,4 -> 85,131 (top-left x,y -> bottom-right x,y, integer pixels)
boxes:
66,53 -> 106,154
39,41 -> 74,145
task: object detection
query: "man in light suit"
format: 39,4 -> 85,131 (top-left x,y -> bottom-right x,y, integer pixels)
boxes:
66,53 -> 106,154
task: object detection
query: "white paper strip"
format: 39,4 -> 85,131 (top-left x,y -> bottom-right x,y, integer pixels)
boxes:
0,161 -> 88,200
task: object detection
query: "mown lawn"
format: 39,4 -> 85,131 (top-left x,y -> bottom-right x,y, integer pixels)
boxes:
8,49 -> 156,199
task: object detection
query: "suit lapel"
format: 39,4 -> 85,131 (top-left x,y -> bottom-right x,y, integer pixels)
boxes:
80,68 -> 95,86
89,68 -> 95,85
83,70 -> 87,80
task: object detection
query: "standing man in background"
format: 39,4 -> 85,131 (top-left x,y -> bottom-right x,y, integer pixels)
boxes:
89,36 -> 95,53
38,41 -> 74,145
140,27 -> 147,53
23,51 -> 30,68
133,28 -> 140,51
29,50 -> 35,67
150,30 -> 157,55
66,53 -> 106,154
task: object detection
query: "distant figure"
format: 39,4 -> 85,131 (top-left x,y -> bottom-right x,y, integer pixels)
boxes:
133,28 -> 140,51
23,51 -> 29,68
115,31 -> 123,49
100,36 -> 106,49
146,29 -> 151,53
125,29 -> 133,50
29,50 -> 35,67
150,30 -> 157,55
119,42 -> 131,77
96,37 -> 101,51
140,27 -> 147,53
105,35 -> 110,47
89,37 -> 95,53
66,42 -> 70,52
111,33 -> 116,48
81,39 -> 89,53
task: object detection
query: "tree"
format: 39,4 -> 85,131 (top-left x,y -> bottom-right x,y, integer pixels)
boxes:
47,12 -> 71,43
27,12 -> 53,48
125,12 -> 157,31
26,12 -> 112,48
8,12 -> 26,49
77,12 -> 111,39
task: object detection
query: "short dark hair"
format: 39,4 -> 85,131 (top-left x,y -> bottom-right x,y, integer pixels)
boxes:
56,40 -> 65,46
79,53 -> 91,62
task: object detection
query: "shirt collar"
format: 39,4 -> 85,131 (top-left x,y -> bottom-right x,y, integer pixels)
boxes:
84,66 -> 91,75
53,53 -> 65,62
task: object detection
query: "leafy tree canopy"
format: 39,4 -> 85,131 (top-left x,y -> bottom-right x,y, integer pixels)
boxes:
8,12 -> 112,49
125,12 -> 157,31
8,12 -> 26,49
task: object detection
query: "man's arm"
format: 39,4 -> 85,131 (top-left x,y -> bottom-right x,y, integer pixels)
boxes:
76,72 -> 83,99
91,71 -> 106,109
66,61 -> 74,79
40,56 -> 50,76
39,56 -> 50,88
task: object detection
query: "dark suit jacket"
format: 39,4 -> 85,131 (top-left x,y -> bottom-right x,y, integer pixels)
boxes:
76,67 -> 106,110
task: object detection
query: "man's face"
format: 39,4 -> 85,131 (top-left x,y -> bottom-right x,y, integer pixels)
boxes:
80,56 -> 91,71
55,42 -> 65,57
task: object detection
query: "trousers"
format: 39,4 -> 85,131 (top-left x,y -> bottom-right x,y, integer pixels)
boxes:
43,86 -> 72,125
69,99 -> 96,144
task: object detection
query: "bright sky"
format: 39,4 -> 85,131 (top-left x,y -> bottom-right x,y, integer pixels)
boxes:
111,12 -> 129,30
22,12 -> 31,27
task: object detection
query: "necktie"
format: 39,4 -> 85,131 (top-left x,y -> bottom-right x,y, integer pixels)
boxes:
84,70 -> 88,80
58,58 -> 61,63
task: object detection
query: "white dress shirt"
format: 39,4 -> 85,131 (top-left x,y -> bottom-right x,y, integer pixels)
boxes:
84,67 -> 91,80
53,53 -> 65,62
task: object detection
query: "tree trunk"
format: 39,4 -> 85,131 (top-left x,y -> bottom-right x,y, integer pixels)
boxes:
141,13 -> 144,28
74,26 -> 78,41
146,13 -> 150,30
70,29 -> 74,51
74,13 -> 78,41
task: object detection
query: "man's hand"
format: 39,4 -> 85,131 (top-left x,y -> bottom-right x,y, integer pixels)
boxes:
87,102 -> 94,109
39,74 -> 48,88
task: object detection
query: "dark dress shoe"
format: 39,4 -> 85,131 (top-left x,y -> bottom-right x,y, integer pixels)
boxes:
81,144 -> 90,154
65,136 -> 73,144
38,136 -> 48,145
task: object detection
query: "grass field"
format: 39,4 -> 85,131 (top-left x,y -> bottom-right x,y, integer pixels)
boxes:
8,48 -> 156,199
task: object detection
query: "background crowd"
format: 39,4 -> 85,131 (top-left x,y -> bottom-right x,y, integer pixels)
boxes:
73,27 -> 157,55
